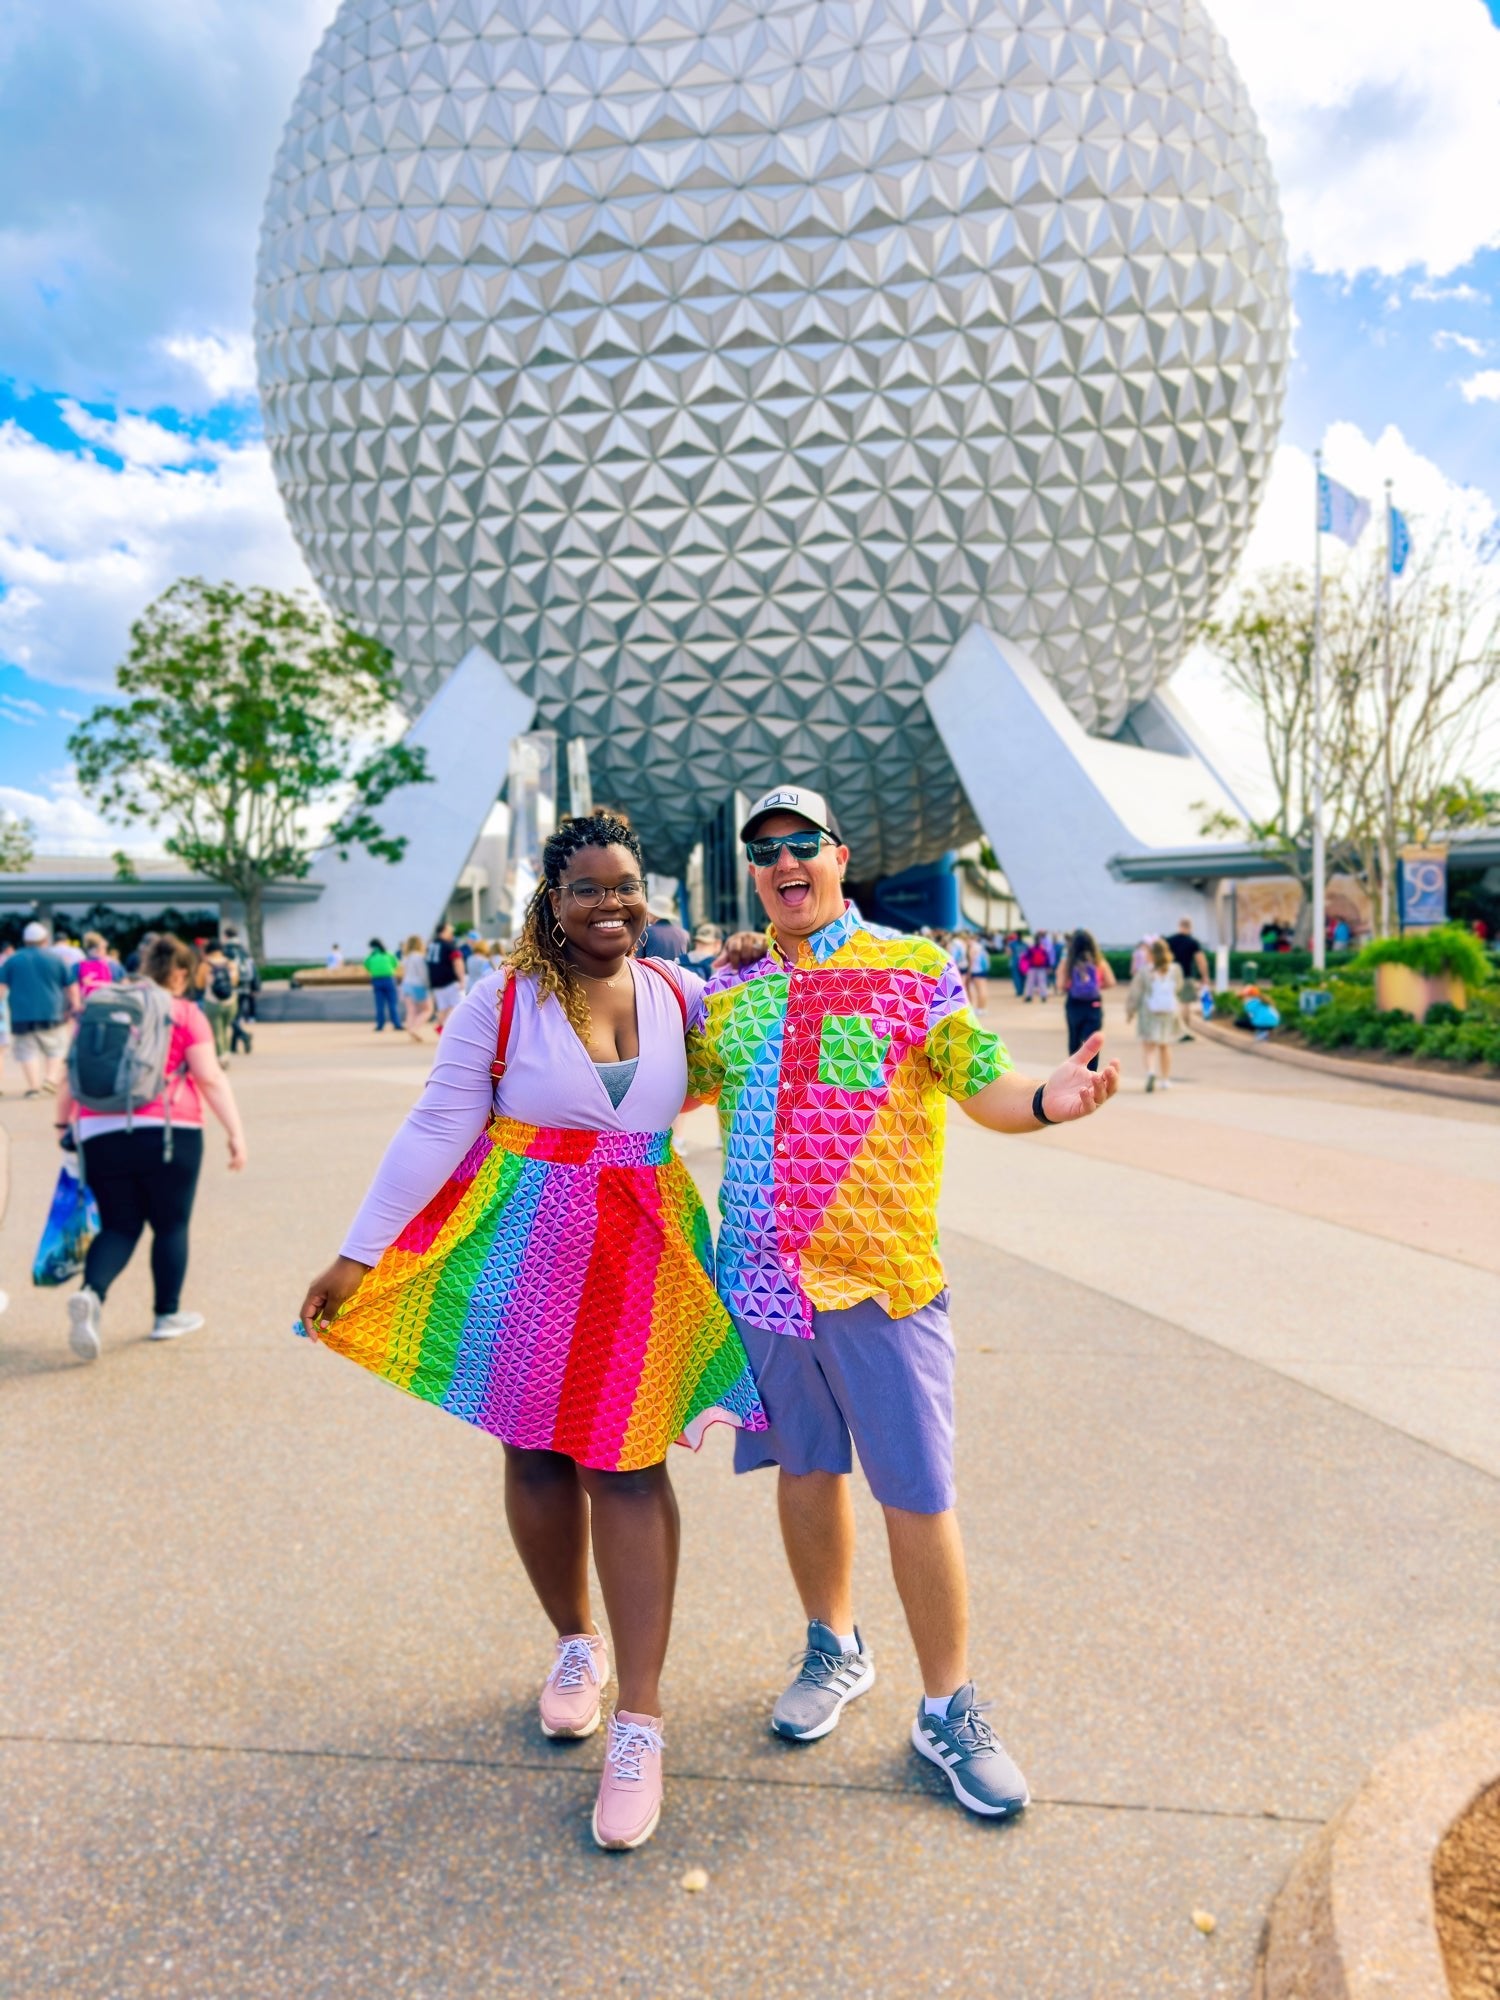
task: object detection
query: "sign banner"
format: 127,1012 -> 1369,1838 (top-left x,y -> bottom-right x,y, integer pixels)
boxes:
1397,844 -> 1447,929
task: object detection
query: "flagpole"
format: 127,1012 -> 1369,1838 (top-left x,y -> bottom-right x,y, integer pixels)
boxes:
1311,450 -> 1326,972
1381,480 -> 1395,937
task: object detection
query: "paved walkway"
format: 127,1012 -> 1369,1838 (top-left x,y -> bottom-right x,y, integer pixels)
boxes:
2,996 -> 1496,1998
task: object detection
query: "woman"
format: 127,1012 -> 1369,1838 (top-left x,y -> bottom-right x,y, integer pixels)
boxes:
77,931 -> 119,997
398,932 -> 432,1040
963,934 -> 990,1013
1126,936 -> 1182,1092
195,940 -> 239,1062
364,937 -> 401,1033
1022,932 -> 1052,1002
1057,929 -> 1116,1065
57,933 -> 248,1359
297,814 -> 766,1854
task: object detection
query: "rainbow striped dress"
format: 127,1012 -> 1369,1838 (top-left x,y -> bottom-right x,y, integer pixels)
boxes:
311,970 -> 766,1472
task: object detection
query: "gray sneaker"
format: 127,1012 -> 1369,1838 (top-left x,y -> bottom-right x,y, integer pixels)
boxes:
911,1684 -> 1030,1817
771,1620 -> 876,1741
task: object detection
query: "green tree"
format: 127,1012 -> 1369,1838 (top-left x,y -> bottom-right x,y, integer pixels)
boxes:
69,578 -> 429,956
0,808 -> 36,871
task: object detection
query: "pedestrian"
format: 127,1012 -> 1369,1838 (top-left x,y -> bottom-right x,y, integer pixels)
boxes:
1058,928 -> 1116,1064
964,933 -> 990,1012
56,933 -> 248,1361
1167,917 -> 1210,1042
1007,931 -> 1027,998
326,943 -> 344,969
1126,936 -> 1182,1092
398,932 -> 432,1040
685,922 -> 723,977
197,940 -> 239,1061
297,813 -> 767,1854
0,920 -> 78,1096
1022,931 -> 1052,1002
0,944 -> 12,1095
689,785 -> 1119,1821
77,932 -> 120,996
425,922 -> 466,1033
640,895 -> 691,962
364,937 -> 401,1032
219,924 -> 257,1056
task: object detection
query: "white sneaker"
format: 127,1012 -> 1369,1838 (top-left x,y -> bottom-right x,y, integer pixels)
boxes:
151,1310 -> 205,1341
68,1288 -> 102,1361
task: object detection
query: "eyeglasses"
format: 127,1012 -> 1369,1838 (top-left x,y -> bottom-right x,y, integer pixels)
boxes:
564,878 -> 646,906
744,832 -> 832,867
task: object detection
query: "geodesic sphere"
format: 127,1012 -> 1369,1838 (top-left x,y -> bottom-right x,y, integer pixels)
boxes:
255,0 -> 1288,878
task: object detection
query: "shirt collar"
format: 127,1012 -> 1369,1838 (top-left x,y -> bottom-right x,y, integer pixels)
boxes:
770,899 -> 862,967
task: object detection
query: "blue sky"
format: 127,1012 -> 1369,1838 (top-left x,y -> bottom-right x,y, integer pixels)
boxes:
1,0 -> 1498,848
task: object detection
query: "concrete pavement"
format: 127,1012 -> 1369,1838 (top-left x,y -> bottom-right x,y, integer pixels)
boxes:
2,996 -> 1497,1998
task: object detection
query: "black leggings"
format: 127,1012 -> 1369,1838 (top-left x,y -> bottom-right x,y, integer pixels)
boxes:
1065,997 -> 1103,1066
81,1127 -> 204,1316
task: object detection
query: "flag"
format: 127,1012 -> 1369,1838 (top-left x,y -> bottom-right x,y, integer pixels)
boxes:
1389,502 -> 1412,576
1317,470 -> 1371,547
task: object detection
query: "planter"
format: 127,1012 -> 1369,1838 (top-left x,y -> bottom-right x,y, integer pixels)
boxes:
1253,1709 -> 1500,2000
1375,964 -> 1466,1019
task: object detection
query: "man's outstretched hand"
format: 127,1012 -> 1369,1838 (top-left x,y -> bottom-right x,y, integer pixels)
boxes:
963,1032 -> 1120,1132
1040,1032 -> 1120,1122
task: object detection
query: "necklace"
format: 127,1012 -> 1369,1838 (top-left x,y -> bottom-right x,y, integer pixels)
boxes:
568,959 -> 632,989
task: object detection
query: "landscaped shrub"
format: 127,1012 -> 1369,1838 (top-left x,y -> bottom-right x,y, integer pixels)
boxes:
1356,924 -> 1492,988
1422,1000 -> 1465,1028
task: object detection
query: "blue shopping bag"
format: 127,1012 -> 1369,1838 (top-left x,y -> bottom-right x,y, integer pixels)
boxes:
32,1162 -> 101,1287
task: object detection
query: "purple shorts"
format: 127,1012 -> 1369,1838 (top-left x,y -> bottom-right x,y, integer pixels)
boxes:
731,1292 -> 955,1514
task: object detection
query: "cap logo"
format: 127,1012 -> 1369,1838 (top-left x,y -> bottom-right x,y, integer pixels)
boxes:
760,790 -> 803,808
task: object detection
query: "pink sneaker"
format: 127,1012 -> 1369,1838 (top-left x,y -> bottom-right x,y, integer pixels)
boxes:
591,1711 -> 665,1850
538,1632 -> 610,1740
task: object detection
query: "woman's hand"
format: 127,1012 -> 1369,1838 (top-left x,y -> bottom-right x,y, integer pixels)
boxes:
227,1131 -> 248,1172
299,1255 -> 372,1339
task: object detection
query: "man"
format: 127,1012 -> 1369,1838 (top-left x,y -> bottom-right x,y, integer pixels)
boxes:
688,787 -> 1119,1819
640,895 -> 691,963
1167,917 -> 1210,1040
425,922 -> 466,1031
0,920 -> 79,1095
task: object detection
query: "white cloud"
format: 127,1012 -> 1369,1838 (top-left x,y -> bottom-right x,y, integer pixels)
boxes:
157,332 -> 259,403
0,771 -> 160,858
1412,280 -> 1490,305
1434,330 -> 1487,357
0,406 -> 312,689
1460,370 -> 1500,404
1211,0 -> 1500,277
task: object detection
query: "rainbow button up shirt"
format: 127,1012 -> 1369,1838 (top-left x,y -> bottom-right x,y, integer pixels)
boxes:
687,902 -> 1013,1337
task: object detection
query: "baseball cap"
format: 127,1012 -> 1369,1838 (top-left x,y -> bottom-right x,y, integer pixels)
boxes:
740,785 -> 840,844
22,920 -> 48,943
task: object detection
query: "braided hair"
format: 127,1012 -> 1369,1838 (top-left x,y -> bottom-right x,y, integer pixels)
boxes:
506,812 -> 645,1036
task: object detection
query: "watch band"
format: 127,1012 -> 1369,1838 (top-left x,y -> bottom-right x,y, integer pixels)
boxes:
1032,1083 -> 1054,1127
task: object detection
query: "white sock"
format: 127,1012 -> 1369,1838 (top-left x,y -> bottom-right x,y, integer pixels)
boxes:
835,1631 -> 858,1656
924,1692 -> 959,1718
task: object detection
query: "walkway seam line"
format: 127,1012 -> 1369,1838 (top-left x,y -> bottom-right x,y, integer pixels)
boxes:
0,1730 -> 1323,1825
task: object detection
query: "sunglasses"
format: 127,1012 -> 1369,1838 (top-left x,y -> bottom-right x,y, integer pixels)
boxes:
744,831 -> 833,867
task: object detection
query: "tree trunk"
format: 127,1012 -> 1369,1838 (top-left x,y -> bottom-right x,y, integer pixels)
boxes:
245,879 -> 267,962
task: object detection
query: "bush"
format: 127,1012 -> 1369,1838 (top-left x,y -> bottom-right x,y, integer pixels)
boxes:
1423,1000 -> 1465,1028
1356,924 -> 1492,988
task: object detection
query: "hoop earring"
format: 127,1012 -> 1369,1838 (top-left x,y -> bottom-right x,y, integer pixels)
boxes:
551,922 -> 568,948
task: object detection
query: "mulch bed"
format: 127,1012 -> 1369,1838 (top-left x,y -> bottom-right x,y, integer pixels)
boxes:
1434,1777 -> 1500,2000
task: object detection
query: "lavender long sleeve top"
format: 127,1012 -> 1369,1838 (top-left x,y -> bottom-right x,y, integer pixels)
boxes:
340,966 -> 706,1264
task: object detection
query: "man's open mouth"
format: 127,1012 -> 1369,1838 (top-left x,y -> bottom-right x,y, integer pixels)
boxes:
775,877 -> 811,907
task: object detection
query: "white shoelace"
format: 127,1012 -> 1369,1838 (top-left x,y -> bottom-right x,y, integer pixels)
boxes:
547,1637 -> 601,1694
604,1718 -> 664,1785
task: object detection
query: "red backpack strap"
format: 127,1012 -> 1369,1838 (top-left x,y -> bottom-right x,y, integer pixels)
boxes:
490,974 -> 519,1082
638,956 -> 688,1029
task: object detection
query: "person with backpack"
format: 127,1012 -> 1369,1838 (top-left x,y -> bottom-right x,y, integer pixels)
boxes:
197,941 -> 239,1061
296,815 -> 766,1855
219,925 -> 257,1056
55,933 -> 248,1361
1058,929 -> 1116,1065
76,932 -> 121,997
1125,936 -> 1183,1092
